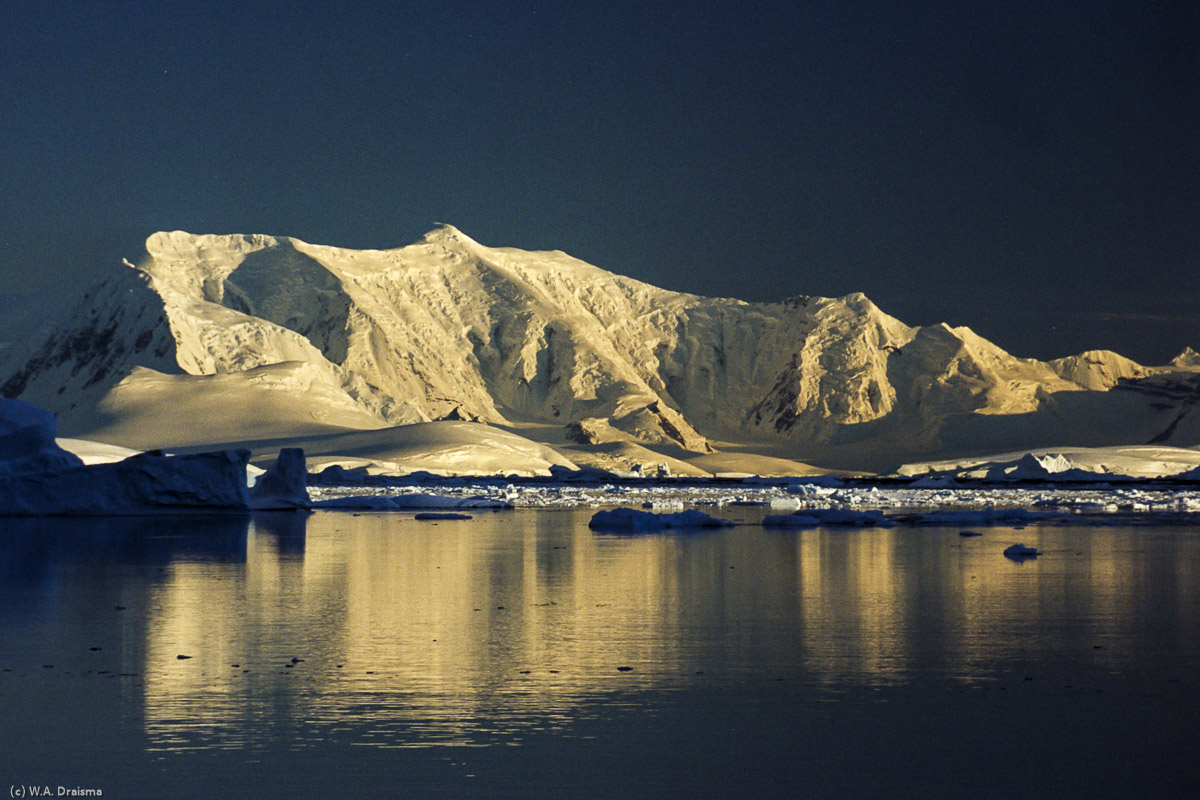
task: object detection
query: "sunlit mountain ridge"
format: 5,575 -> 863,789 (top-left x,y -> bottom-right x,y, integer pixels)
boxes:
1,226 -> 1196,472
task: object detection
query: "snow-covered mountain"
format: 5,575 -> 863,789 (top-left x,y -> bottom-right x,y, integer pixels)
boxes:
1,226 -> 1196,470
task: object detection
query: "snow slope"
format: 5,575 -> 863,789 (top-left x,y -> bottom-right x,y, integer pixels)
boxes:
1048,350 -> 1149,390
898,445 -> 1200,480
1,226 -> 1196,472
173,420 -> 580,478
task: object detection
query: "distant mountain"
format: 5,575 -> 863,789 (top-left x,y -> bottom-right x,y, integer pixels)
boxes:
1,226 -> 1196,470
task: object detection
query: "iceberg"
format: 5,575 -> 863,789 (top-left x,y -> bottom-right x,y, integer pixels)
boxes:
249,448 -> 311,510
0,398 -> 300,516
0,450 -> 252,516
0,398 -> 83,477
1003,543 -> 1040,559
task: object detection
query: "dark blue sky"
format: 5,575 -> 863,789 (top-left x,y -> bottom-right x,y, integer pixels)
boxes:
1,0 -> 1196,362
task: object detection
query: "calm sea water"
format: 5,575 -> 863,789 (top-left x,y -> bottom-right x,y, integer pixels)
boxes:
1,509 -> 1198,799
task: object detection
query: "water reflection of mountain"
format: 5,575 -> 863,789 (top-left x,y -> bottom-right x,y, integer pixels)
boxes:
134,512 -> 1200,751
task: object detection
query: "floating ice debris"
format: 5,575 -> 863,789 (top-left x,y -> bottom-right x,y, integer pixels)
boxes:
414,512 -> 473,521
642,499 -> 685,510
588,507 -> 734,532
768,497 -> 802,510
249,448 -> 311,510
312,493 -> 512,510
959,530 -> 984,537
785,483 -> 839,496
1003,543 -> 1040,559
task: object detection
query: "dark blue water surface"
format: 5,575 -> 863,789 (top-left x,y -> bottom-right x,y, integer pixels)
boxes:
1,509 -> 1198,798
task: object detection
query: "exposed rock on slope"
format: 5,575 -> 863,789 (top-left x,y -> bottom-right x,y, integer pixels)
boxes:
1,226 -> 1196,469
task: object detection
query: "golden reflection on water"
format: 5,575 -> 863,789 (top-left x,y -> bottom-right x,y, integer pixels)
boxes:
132,511 -> 1200,750
796,533 -> 906,682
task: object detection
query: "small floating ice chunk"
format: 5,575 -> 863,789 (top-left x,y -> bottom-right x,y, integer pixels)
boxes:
414,512 -> 473,521
1003,543 -> 1040,559
785,482 -> 840,496
588,507 -> 733,532
642,499 -> 685,511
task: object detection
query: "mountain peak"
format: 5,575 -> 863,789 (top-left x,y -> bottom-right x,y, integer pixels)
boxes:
145,230 -> 283,257
420,224 -> 482,250
1048,349 -> 1147,390
1172,347 -> 1200,370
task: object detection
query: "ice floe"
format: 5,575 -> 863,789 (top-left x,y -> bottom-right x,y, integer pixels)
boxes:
1003,543 -> 1040,560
